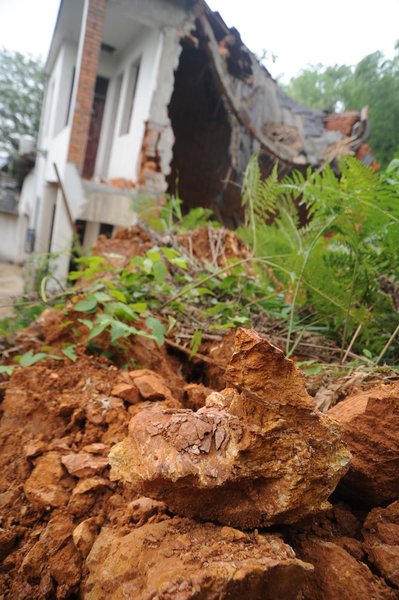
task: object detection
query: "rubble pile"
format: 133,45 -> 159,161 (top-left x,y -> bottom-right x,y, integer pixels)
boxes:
0,297 -> 399,597
110,329 -> 351,528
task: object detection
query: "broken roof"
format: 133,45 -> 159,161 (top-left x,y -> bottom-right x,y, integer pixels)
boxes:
195,1 -> 369,170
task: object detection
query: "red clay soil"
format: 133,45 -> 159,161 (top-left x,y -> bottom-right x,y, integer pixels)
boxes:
1,321 -> 399,598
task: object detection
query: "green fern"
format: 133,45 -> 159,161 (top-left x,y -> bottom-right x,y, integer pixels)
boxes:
240,155 -> 399,361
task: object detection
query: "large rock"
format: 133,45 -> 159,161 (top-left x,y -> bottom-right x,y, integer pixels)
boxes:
362,501 -> 399,589
295,536 -> 398,600
329,383 -> 399,505
84,517 -> 313,600
110,329 -> 350,528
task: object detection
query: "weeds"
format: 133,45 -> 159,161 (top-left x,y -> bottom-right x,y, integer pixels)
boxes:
239,155 -> 399,362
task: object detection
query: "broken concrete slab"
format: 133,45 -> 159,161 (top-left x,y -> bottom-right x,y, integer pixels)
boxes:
110,328 -> 350,528
329,383 -> 399,505
84,517 -> 313,600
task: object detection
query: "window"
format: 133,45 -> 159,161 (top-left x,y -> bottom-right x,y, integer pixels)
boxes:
99,222 -> 114,238
119,58 -> 141,135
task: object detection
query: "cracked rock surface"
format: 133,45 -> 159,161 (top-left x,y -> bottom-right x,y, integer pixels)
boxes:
84,517 -> 313,600
110,328 -> 351,528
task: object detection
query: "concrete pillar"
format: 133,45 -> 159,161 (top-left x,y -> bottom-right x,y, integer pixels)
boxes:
83,220 -> 101,249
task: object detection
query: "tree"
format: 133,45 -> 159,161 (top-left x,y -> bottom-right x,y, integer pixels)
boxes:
284,63 -> 352,112
284,45 -> 399,166
0,49 -> 45,154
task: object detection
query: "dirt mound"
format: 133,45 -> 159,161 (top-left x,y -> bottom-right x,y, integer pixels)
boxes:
0,354 -> 181,598
110,329 -> 350,528
92,225 -> 153,266
0,326 -> 398,598
177,226 -> 250,267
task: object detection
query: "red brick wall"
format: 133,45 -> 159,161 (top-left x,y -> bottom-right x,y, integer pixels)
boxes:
67,0 -> 106,173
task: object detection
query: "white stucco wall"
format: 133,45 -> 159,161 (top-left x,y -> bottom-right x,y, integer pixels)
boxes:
49,188 -> 74,280
0,213 -> 28,264
39,42 -> 78,184
98,26 -> 163,181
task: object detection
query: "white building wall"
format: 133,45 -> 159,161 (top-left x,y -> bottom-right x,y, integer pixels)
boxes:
100,26 -> 163,181
0,213 -> 28,264
41,43 -> 78,183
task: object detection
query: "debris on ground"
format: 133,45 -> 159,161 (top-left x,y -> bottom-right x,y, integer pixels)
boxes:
0,223 -> 399,599
84,517 -> 313,600
329,383 -> 399,505
110,329 -> 350,528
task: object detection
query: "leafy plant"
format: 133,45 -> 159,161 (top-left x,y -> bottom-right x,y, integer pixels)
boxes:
239,154 -> 399,362
132,192 -> 218,233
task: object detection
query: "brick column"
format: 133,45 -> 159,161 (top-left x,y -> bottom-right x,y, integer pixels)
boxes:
67,0 -> 106,173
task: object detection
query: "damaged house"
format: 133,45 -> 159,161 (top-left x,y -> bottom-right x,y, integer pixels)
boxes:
12,0 -> 372,279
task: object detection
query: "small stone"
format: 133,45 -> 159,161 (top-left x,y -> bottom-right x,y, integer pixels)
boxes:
129,369 -> 172,401
61,453 -> 108,478
111,383 -> 140,405
73,518 -> 99,558
24,452 -> 72,508
82,443 -> 108,455
24,440 -> 47,459
68,477 -> 112,517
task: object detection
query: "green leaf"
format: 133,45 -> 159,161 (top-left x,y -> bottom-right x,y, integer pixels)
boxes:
0,365 -> 16,376
146,316 -> 166,347
94,291 -> 112,303
196,287 -> 216,296
106,302 -> 138,322
74,296 -> 98,312
18,350 -> 50,367
78,318 -> 94,330
167,315 -> 177,333
62,345 -> 77,362
190,330 -> 203,357
161,247 -> 180,260
153,260 -> 168,283
109,289 -> 127,302
87,321 -> 109,341
143,258 -> 153,273
110,321 -> 137,343
169,257 -> 188,269
68,270 -> 83,281
131,302 -> 147,314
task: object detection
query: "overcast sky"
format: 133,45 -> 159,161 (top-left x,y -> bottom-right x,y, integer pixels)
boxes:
0,0 -> 398,81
